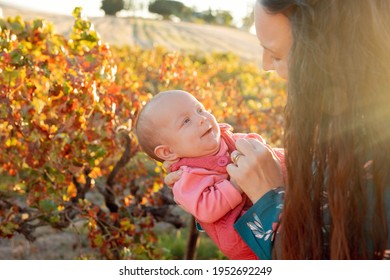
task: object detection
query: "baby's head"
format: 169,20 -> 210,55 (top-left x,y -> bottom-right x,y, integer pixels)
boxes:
135,90 -> 221,162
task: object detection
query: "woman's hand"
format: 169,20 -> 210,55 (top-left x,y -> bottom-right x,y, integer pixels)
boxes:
162,159 -> 182,187
227,138 -> 284,204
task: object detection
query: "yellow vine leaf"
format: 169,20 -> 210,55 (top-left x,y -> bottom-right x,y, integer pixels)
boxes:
89,167 -> 102,179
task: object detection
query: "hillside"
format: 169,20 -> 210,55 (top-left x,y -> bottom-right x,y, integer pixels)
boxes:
1,4 -> 261,63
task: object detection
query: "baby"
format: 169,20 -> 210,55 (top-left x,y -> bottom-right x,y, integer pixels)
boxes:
135,90 -> 285,259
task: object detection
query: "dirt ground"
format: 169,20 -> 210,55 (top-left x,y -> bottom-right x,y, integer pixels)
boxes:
0,222 -> 99,260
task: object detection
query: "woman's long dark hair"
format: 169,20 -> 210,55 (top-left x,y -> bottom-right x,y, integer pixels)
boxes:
260,0 -> 390,259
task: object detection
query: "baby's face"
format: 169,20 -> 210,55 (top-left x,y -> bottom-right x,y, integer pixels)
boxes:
154,91 -> 221,158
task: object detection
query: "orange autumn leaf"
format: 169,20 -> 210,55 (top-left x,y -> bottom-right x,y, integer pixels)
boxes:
67,181 -> 77,198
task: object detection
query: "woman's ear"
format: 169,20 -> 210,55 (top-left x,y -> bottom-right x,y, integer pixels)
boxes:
154,145 -> 178,161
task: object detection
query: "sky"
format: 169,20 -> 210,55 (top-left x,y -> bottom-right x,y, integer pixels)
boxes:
0,0 -> 255,25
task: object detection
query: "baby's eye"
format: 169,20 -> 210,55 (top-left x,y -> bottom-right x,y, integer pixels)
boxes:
183,118 -> 190,124
197,107 -> 204,113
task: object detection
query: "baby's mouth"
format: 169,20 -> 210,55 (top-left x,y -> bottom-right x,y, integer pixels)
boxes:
201,127 -> 212,137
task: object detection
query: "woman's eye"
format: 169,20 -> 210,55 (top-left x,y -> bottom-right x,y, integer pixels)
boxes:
272,56 -> 281,62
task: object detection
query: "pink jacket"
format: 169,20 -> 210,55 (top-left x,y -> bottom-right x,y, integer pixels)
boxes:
170,123 -> 285,260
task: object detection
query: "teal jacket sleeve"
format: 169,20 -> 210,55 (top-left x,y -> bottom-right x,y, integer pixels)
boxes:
234,186 -> 285,260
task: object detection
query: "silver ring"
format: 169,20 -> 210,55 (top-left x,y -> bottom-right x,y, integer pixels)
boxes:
231,150 -> 243,165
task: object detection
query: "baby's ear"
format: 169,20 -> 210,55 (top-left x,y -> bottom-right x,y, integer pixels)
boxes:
154,145 -> 178,161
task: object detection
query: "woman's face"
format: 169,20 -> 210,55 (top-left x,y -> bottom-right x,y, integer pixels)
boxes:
254,2 -> 292,80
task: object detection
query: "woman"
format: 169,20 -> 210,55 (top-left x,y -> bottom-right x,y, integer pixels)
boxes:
167,0 -> 390,259
230,0 -> 390,259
